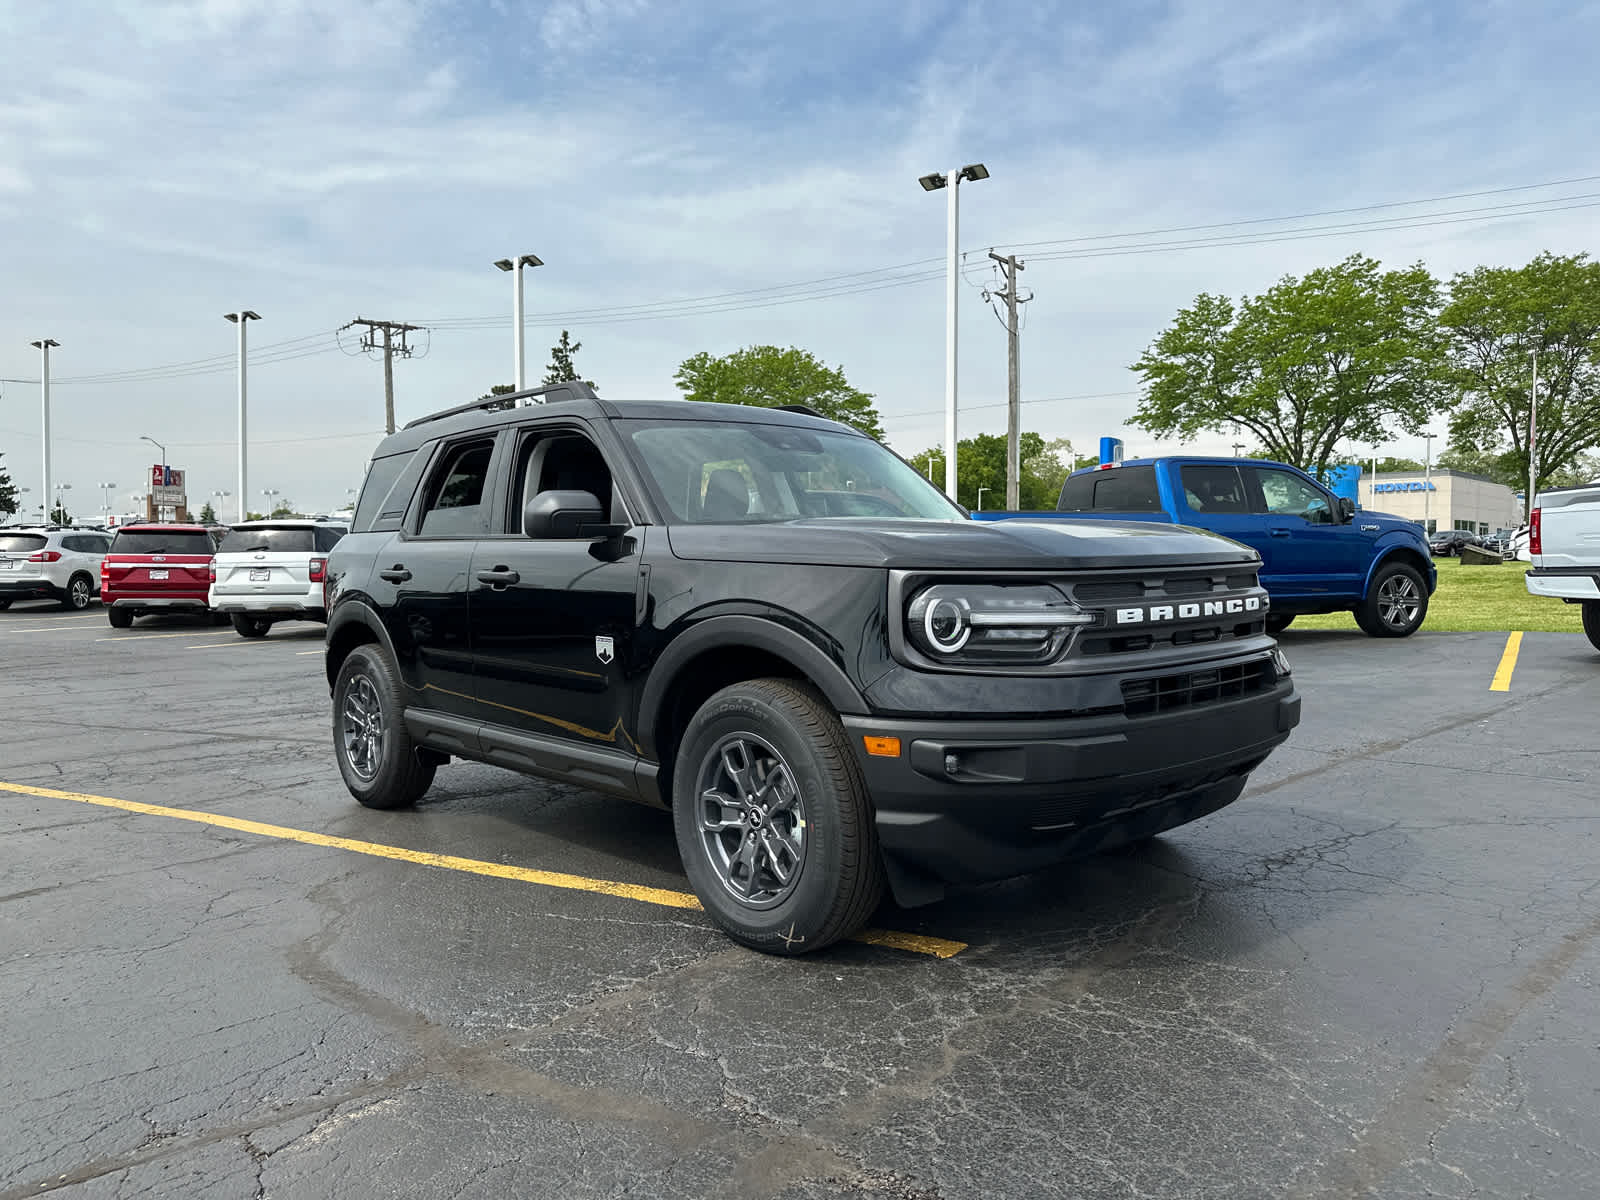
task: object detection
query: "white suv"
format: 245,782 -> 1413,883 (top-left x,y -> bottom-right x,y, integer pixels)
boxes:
0,527 -> 112,611
208,520 -> 347,637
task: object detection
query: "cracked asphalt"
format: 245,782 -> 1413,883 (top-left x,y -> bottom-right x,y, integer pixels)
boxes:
2,601 -> 1598,1199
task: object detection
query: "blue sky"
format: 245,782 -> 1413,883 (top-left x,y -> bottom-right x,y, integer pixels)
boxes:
1,0 -> 1597,518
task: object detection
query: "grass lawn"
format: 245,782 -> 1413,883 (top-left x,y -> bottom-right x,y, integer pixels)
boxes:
1292,557 -> 1587,634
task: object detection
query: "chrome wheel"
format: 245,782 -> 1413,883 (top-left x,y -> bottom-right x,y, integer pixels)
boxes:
69,577 -> 93,609
695,733 -> 807,910
1377,572 -> 1422,630
341,674 -> 385,781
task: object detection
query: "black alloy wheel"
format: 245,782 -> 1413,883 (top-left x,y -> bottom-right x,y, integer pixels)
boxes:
332,645 -> 437,809
672,678 -> 884,955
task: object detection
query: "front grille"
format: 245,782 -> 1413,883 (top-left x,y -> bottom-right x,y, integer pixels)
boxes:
1069,571 -> 1258,604
1120,658 -> 1274,718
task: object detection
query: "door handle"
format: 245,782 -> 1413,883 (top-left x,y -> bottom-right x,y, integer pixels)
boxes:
1268,528 -> 1292,538
379,566 -> 412,583
476,567 -> 521,587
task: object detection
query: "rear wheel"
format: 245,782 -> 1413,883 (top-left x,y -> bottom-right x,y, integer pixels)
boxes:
1583,601 -> 1600,652
333,645 -> 436,809
1356,562 -> 1428,637
232,614 -> 272,638
62,573 -> 96,611
0,599 -> 11,612
672,678 -> 884,955
107,607 -> 134,629
1265,613 -> 1295,635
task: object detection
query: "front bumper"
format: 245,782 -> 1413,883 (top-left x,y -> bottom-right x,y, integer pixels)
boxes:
1525,568 -> 1600,601
843,680 -> 1300,896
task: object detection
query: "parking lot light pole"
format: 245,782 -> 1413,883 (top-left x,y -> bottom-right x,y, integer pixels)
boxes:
918,164 -> 989,502
261,488 -> 280,516
1423,432 -> 1434,532
976,487 -> 989,511
29,339 -> 59,530
494,255 -> 542,392
96,481 -> 118,518
224,311 -> 261,525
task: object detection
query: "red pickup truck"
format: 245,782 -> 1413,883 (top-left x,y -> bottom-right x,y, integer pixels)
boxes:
100,523 -> 220,628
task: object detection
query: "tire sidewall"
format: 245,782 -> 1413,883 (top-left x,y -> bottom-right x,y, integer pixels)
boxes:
333,646 -> 409,805
673,687 -> 851,949
67,574 -> 94,609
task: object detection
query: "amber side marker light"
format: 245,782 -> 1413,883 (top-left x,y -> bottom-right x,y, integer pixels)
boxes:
863,736 -> 902,758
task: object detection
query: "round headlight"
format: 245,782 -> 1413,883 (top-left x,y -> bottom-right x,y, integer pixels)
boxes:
920,594 -> 971,653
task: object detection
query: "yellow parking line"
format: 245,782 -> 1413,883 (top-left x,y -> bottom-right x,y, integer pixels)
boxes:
1490,632 -> 1523,692
0,780 -> 968,959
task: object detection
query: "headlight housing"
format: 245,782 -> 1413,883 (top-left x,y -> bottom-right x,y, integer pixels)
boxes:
905,582 -> 1092,666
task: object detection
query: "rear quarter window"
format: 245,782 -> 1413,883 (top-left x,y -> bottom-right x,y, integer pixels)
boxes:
353,451 -> 418,533
1057,465 -> 1162,512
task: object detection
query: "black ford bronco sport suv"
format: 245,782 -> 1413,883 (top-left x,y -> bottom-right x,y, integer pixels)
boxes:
324,383 -> 1301,954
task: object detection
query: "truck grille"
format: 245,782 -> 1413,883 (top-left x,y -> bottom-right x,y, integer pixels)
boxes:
1120,658 -> 1274,718
1066,570 -> 1267,657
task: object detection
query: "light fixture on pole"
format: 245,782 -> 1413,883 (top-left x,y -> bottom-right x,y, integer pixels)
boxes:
918,163 -> 989,502
224,311 -> 262,525
976,486 -> 990,512
52,482 -> 72,524
29,339 -> 59,530
1232,442 -> 1245,457
493,254 -> 543,392
261,488 -> 280,515
96,481 -> 119,516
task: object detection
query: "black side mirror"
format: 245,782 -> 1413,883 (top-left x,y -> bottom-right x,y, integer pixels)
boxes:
1337,496 -> 1356,522
524,490 -> 606,538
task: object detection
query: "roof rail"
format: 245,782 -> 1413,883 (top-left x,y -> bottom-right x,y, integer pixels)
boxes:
776,404 -> 826,419
402,381 -> 599,430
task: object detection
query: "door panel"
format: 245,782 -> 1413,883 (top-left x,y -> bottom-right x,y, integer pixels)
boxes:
1246,466 -> 1371,596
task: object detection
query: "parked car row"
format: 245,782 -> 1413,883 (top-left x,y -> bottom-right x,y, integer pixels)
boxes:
0,519 -> 346,637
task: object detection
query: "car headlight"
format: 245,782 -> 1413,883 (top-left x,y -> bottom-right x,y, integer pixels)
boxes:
905,583 -> 1093,665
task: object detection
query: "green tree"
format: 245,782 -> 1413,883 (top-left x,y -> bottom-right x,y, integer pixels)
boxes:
50,502 -> 72,525
674,345 -> 884,440
1132,254 -> 1445,480
198,501 -> 217,524
911,432 -> 1074,511
0,452 -> 17,518
270,502 -> 295,518
1440,252 -> 1600,496
543,330 -> 594,388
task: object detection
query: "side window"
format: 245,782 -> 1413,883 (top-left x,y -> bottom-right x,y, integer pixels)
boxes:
96,536 -> 112,553
353,450 -> 418,533
313,526 -> 346,553
1180,465 -> 1250,514
1252,468 -> 1333,524
60,536 -> 83,553
416,440 -> 495,537
511,430 -> 618,533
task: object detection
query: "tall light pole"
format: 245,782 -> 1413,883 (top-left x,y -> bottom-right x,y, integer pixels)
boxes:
919,163 -> 989,502
261,488 -> 280,516
976,486 -> 990,512
96,481 -> 118,518
29,339 -> 58,530
1423,432 -> 1435,532
494,254 -> 543,392
211,490 -> 231,523
1528,348 -> 1539,516
224,311 -> 261,525
53,482 -> 72,524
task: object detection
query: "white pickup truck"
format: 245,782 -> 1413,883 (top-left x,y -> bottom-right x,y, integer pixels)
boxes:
1525,482 -> 1600,650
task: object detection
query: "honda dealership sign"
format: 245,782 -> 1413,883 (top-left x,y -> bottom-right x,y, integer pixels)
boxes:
150,463 -> 186,507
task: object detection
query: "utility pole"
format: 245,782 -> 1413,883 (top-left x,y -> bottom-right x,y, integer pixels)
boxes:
30,339 -> 58,528
343,318 -> 421,434
987,251 -> 1030,510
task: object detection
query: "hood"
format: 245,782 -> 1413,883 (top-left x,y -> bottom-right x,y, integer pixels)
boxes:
1362,509 -> 1428,535
666,517 -> 1259,571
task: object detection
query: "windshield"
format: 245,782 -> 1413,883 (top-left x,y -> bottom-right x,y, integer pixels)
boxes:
620,418 -> 963,525
0,534 -> 47,553
218,526 -> 315,554
108,531 -> 216,555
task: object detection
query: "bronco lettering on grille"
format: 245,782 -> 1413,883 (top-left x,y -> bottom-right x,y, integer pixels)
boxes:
1114,596 -> 1264,625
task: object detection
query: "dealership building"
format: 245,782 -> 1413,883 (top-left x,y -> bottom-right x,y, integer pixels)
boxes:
1358,469 -> 1523,536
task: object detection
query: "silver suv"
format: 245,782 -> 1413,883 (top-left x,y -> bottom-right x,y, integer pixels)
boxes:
209,520 -> 347,637
0,527 -> 111,611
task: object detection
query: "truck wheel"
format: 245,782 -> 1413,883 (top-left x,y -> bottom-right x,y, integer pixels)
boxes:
62,574 -> 96,611
333,645 -> 436,809
672,678 -> 884,955
1265,614 -> 1294,635
1583,601 -> 1600,653
0,599 -> 11,611
107,607 -> 134,629
232,614 -> 272,638
1356,562 -> 1429,637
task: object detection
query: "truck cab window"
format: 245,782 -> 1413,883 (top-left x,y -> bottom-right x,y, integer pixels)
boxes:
1252,467 -> 1333,524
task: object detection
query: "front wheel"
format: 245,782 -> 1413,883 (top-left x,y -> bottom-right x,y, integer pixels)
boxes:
1265,613 -> 1295,635
1583,601 -> 1600,653
672,678 -> 884,955
232,614 -> 272,638
1356,562 -> 1429,637
62,574 -> 96,611
0,598 -> 11,612
333,645 -> 436,809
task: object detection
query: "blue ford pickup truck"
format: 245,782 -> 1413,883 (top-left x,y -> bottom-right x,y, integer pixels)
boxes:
975,457 -> 1436,637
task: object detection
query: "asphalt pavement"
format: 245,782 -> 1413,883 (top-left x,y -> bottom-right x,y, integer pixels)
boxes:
1,599 -> 1597,1199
